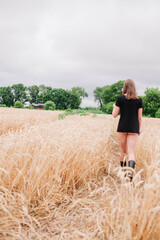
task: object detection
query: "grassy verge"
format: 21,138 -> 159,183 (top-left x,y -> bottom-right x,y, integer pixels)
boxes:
58,108 -> 105,120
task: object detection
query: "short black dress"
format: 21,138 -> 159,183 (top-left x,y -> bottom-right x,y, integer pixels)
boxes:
116,95 -> 143,134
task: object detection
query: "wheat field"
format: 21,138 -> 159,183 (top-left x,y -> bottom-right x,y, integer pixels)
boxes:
0,108 -> 160,240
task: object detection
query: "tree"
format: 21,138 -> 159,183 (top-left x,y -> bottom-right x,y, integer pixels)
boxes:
71,87 -> 88,105
155,108 -> 160,118
52,88 -> 68,109
50,88 -> 82,110
27,85 -> 39,103
102,101 -> 115,114
66,90 -> 81,109
143,88 -> 160,117
39,84 -> 47,95
11,84 -> 27,103
110,80 -> 124,99
14,100 -> 24,108
38,85 -> 52,102
0,87 -> 14,107
93,87 -> 104,109
41,86 -> 53,103
44,101 -> 55,110
102,80 -> 124,104
42,91 -> 53,103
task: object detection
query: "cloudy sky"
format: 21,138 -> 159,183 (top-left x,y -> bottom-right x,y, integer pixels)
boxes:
0,0 -> 160,106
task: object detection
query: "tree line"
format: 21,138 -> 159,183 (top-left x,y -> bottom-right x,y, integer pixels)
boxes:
0,82 -> 160,117
0,84 -> 88,110
93,80 -> 160,118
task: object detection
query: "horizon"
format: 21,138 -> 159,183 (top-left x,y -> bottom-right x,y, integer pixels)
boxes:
0,1 -> 160,107
0,81 -> 159,108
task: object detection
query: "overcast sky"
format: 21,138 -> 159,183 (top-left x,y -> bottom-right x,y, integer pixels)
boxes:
0,0 -> 160,106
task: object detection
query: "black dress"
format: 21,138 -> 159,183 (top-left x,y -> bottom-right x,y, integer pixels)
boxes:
116,95 -> 143,134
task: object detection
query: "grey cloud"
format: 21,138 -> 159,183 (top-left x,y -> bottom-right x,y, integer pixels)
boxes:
0,0 -> 160,107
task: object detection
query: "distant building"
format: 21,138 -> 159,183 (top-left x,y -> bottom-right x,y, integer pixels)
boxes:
32,103 -> 44,109
24,102 -> 30,108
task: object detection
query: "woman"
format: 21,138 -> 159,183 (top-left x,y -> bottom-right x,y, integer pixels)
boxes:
112,79 -> 143,180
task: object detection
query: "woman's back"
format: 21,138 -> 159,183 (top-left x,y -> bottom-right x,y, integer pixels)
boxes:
116,95 -> 143,133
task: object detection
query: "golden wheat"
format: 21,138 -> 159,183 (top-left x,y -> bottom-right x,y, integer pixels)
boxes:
0,108 -> 159,240
0,108 -> 63,135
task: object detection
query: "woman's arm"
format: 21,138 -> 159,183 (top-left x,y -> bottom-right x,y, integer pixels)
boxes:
112,103 -> 120,118
138,108 -> 143,134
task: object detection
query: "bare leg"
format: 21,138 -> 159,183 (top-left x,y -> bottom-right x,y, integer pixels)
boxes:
127,134 -> 139,161
117,133 -> 127,162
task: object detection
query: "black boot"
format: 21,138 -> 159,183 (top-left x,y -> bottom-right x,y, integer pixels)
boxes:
120,161 -> 126,167
128,160 -> 135,169
128,160 -> 135,181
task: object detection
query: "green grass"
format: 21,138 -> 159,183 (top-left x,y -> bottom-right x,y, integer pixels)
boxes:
58,108 -> 107,120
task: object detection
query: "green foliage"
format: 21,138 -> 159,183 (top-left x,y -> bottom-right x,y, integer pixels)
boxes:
11,84 -> 27,103
70,87 -> 88,106
28,104 -> 34,109
58,109 -> 89,120
38,85 -> 53,103
143,88 -> 160,117
42,91 -> 53,103
93,81 -> 124,110
102,101 -> 115,114
94,82 -> 160,118
82,107 -> 104,114
92,113 -> 97,118
139,95 -> 146,104
66,108 -> 72,112
0,84 -> 88,110
102,80 -> 124,104
1,82 -> 160,119
58,107 -> 107,120
14,100 -> 24,108
71,87 -> 88,98
83,107 -> 97,110
27,85 -> 39,103
58,113 -> 66,120
66,90 -> 81,109
101,105 -> 107,113
93,87 -> 103,108
155,109 -> 160,118
52,88 -> 68,109
0,104 -> 7,107
38,85 -> 48,102
51,89 -> 82,110
44,101 -> 56,110
0,87 -> 14,107
80,113 -> 88,116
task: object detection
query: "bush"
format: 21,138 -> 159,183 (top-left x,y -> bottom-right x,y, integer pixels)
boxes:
44,101 -> 55,111
58,109 -> 89,120
66,108 -> 72,112
28,104 -> 34,109
143,88 -> 160,117
155,109 -> 160,118
102,102 -> 114,114
83,107 -> 99,110
82,107 -> 103,114
14,101 -> 24,108
0,104 -> 7,107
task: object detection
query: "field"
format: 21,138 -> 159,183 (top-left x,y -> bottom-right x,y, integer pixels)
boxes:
0,108 -> 160,240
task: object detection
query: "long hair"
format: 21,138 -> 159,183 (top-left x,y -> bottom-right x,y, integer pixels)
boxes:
122,79 -> 139,99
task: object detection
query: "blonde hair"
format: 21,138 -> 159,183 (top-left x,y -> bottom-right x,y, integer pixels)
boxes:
122,79 -> 139,99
